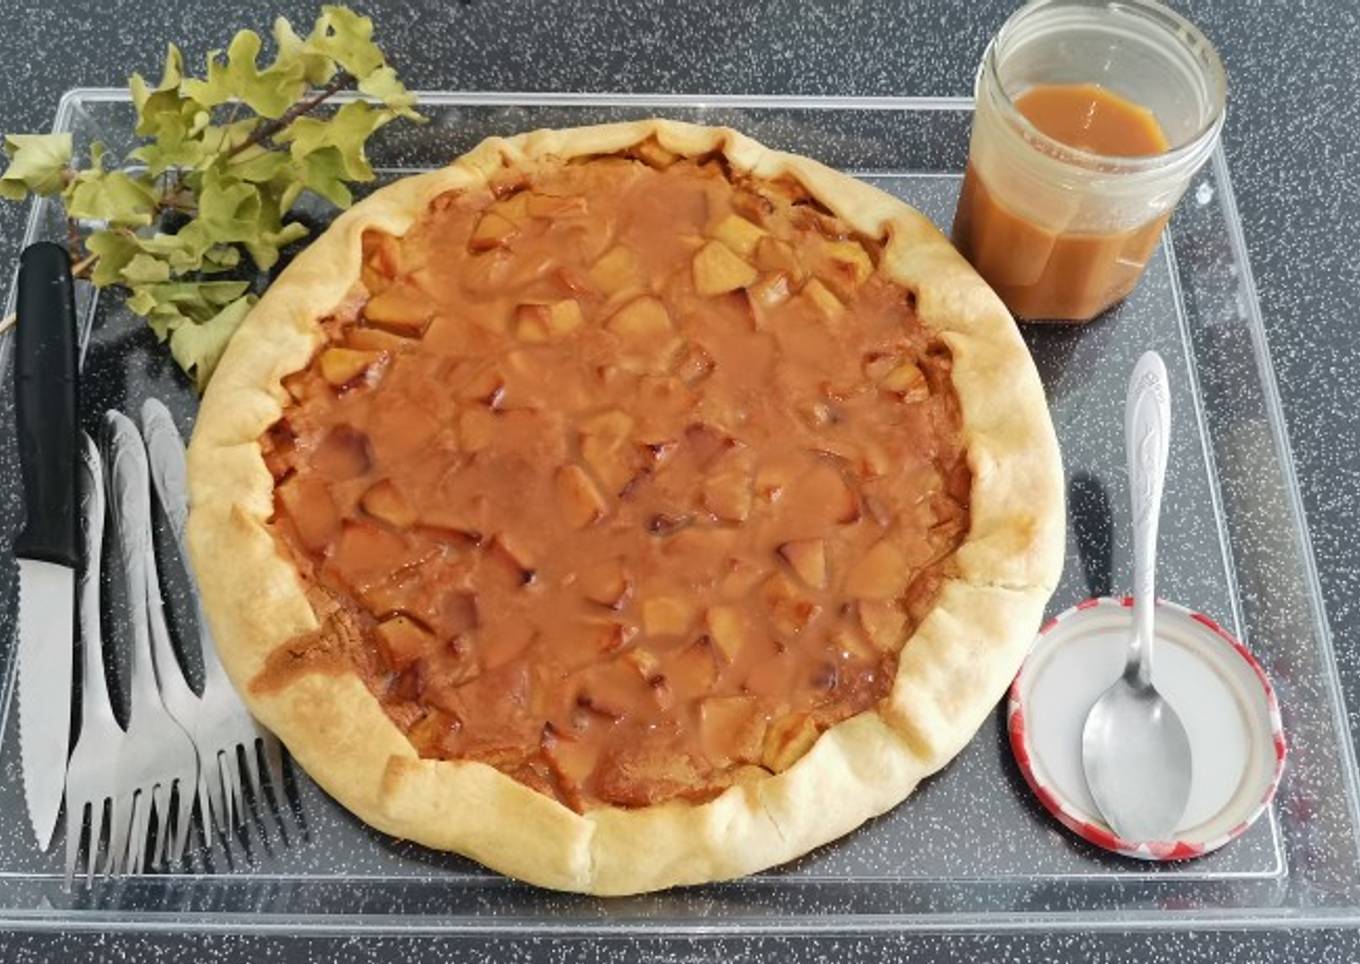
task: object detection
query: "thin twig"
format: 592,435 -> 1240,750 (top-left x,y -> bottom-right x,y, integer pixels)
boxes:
71,253 -> 99,279
224,72 -> 354,160
162,75 -> 353,206
66,217 -> 82,263
0,312 -> 15,336
223,97 -> 244,128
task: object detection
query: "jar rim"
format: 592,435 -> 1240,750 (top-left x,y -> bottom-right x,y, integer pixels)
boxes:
979,0 -> 1227,176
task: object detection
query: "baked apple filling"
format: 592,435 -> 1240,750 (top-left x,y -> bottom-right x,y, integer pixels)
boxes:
259,143 -> 971,811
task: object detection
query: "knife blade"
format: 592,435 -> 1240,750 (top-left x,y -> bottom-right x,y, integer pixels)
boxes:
13,242 -> 79,851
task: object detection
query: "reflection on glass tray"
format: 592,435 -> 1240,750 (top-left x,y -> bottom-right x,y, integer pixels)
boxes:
0,90 -> 1354,934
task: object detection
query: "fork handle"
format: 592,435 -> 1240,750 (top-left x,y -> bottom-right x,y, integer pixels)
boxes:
76,432 -> 118,725
104,412 -> 165,711
142,398 -> 236,697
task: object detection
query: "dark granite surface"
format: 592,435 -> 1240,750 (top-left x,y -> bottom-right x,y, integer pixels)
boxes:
0,0 -> 1356,960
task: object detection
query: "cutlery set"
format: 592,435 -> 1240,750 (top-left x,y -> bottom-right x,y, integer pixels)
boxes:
12,243 -> 288,884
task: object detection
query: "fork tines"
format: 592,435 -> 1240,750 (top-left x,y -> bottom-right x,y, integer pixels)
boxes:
62,407 -> 291,885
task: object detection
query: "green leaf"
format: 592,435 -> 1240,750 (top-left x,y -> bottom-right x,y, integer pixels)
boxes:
196,168 -> 262,242
85,229 -> 143,287
131,278 -> 250,315
119,252 -> 171,284
201,244 -> 242,272
130,131 -> 203,176
295,146 -> 351,207
357,65 -> 423,121
138,222 -> 215,271
182,30 -> 309,119
63,169 -> 158,227
0,133 -> 73,199
273,16 -> 336,86
277,99 -> 387,182
130,44 -> 191,138
306,6 -> 385,79
196,117 -> 263,159
170,294 -> 256,391
227,146 -> 292,182
244,221 -> 309,272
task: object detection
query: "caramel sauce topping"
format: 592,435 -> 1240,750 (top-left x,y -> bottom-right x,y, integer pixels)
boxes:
260,145 -> 971,810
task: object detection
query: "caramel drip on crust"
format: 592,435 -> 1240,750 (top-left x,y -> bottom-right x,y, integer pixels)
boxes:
256,141 -> 971,811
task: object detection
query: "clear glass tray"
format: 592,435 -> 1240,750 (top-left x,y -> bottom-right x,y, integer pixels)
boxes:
0,90 -> 1356,935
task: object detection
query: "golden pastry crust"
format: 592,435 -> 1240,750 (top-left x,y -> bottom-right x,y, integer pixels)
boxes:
186,119 -> 1064,895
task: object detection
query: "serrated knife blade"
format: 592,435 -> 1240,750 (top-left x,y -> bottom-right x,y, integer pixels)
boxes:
13,243 -> 79,851
16,561 -> 74,850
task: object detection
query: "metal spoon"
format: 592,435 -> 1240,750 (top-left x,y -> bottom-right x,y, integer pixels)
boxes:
1081,351 -> 1192,842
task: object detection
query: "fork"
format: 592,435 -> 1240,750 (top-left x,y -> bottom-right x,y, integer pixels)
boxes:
103,410 -> 198,873
64,432 -> 127,886
141,398 -> 287,839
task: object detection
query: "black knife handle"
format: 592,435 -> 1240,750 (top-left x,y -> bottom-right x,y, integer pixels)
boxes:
13,242 -> 78,567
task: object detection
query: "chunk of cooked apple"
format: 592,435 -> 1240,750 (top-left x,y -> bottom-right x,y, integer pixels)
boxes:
880,360 -> 930,402
777,538 -> 827,590
319,348 -> 380,388
755,236 -> 808,283
747,272 -> 793,317
857,598 -> 908,652
375,614 -> 437,672
579,410 -> 645,494
699,695 -> 767,766
702,459 -> 754,523
705,605 -> 752,662
633,138 -> 680,170
277,476 -> 341,552
642,596 -> 695,636
693,240 -> 758,296
361,478 -> 416,529
313,425 -> 371,481
666,635 -> 721,700
555,464 -> 608,528
515,299 -> 584,340
468,210 -> 519,252
526,193 -> 589,219
800,278 -> 845,322
761,572 -> 821,637
761,712 -> 819,772
344,326 -> 411,353
818,239 -> 874,299
590,245 -> 646,297
540,725 -> 600,807
710,214 -> 767,258
606,296 -> 672,338
580,559 -> 632,611
844,539 -> 910,599
363,282 -> 434,337
672,341 -> 716,386
487,532 -> 537,586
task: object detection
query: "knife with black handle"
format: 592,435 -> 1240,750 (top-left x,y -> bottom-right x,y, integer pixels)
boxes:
13,241 -> 79,851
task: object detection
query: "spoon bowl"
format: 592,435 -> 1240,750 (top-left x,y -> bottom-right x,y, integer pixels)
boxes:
1082,668 -> 1193,841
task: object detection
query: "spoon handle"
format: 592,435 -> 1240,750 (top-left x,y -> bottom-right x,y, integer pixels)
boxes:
1125,351 -> 1171,689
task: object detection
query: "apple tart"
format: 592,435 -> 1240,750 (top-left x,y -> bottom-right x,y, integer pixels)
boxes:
187,119 -> 1064,894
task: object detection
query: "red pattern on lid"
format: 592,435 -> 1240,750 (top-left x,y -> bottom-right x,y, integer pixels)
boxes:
1191,611 -> 1221,633
1079,821 -> 1122,852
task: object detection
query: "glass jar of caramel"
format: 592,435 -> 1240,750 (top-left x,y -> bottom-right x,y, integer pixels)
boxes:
952,0 -> 1227,322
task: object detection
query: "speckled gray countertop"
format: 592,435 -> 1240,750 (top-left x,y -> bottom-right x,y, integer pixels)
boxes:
0,0 -> 1356,960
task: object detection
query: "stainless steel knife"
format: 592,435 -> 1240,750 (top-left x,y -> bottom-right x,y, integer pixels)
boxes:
13,242 -> 79,851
